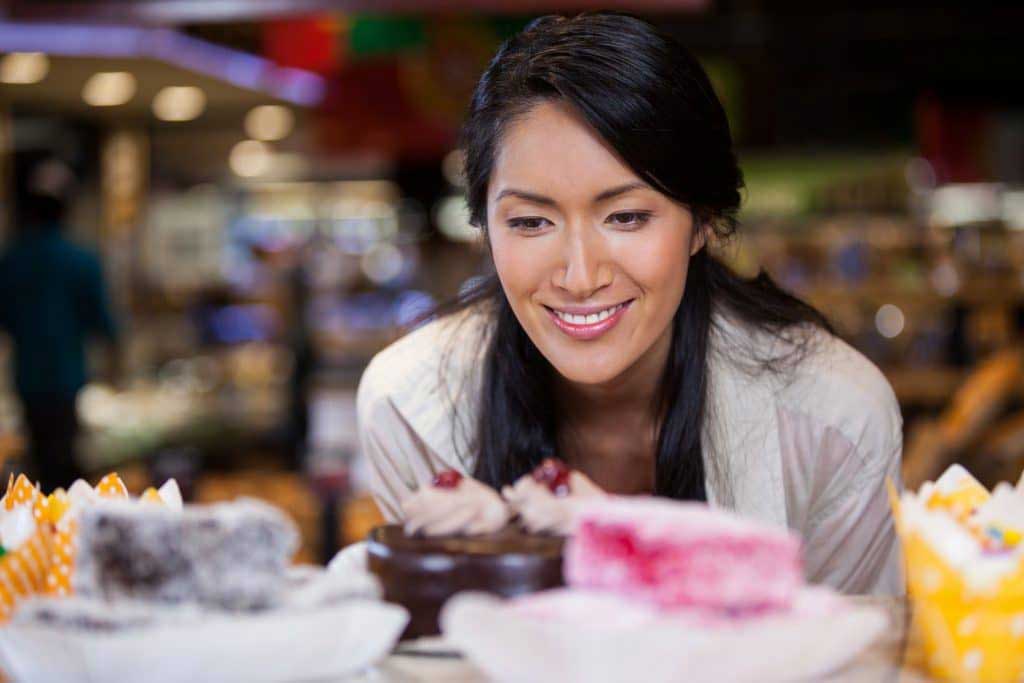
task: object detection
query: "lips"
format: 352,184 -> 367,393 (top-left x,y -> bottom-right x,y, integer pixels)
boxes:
544,300 -> 634,341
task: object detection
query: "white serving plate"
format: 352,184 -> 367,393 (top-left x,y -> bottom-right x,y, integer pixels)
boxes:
441,587 -> 888,683
0,597 -> 407,682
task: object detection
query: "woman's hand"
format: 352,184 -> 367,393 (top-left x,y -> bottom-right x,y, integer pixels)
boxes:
402,471 -> 511,537
503,465 -> 606,535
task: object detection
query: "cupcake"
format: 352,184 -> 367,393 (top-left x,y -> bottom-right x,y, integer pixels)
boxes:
0,475 -> 55,620
892,464 -> 1024,682
0,472 -> 181,619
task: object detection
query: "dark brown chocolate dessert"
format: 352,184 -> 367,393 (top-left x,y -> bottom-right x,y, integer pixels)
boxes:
367,524 -> 564,639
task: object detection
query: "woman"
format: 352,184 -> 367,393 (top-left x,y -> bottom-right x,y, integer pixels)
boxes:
356,13 -> 903,595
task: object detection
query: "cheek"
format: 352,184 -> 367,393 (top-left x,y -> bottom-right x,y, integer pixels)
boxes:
490,230 -> 557,301
490,231 -> 534,298
616,223 -> 692,300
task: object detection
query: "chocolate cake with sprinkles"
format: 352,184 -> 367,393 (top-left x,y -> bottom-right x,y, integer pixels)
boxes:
73,499 -> 298,610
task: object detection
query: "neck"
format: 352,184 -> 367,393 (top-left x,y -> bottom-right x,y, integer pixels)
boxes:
555,323 -> 673,424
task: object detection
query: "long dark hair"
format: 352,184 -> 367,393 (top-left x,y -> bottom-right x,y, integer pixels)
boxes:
438,13 -> 831,502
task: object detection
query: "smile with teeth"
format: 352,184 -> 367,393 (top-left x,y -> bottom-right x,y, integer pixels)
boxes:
545,299 -> 633,341
552,303 -> 626,326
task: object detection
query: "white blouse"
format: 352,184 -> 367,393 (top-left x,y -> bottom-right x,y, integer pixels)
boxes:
356,306 -> 905,596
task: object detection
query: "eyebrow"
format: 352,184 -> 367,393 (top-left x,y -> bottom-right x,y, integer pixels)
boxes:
494,181 -> 649,207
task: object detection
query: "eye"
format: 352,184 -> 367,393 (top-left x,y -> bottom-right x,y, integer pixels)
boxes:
607,211 -> 652,228
507,216 -> 552,232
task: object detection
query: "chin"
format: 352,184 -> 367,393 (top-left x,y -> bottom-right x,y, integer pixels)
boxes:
547,354 -> 628,386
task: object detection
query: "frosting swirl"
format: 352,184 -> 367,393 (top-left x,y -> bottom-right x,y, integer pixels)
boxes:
503,470 -> 606,535
402,474 -> 511,536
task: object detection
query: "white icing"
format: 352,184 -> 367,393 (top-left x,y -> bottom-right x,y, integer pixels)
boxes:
900,495 -> 979,569
0,505 -> 36,550
901,475 -> 1024,593
932,464 -> 984,494
502,471 -> 607,535
157,479 -> 183,510
67,479 -> 99,511
973,483 -> 1024,530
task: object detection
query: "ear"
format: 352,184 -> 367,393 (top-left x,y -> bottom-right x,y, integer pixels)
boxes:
689,220 -> 708,256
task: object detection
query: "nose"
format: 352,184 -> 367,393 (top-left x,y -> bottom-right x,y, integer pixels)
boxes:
553,222 -> 612,299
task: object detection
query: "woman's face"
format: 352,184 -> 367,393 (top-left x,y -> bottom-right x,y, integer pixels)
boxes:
487,100 -> 704,387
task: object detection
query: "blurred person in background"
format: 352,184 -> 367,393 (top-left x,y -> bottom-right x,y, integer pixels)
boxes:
285,239 -> 315,472
0,158 -> 120,491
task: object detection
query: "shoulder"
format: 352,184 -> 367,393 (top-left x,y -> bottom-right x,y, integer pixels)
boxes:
712,313 -> 901,451
709,315 -> 902,533
356,305 -> 492,430
783,329 -> 902,449
774,330 -> 904,546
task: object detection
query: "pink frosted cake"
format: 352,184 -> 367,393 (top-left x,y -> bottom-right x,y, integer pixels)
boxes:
565,498 -> 802,613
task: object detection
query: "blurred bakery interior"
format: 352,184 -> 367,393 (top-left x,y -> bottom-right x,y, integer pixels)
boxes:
1,0 -> 1024,562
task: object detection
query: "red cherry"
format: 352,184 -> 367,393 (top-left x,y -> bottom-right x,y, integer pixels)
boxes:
531,458 -> 571,496
432,470 -> 463,489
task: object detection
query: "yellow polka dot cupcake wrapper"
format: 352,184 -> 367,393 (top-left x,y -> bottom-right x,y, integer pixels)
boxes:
891,482 -> 1024,682
0,524 -> 55,622
0,471 -> 166,620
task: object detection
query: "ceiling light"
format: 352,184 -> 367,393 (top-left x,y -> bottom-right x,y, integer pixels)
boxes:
153,86 -> 206,122
82,72 -> 136,107
361,243 -> 405,285
244,105 -> 294,141
230,140 -> 272,178
0,52 -> 49,84
435,195 -> 478,243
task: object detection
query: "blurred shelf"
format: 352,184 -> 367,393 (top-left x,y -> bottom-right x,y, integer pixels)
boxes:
805,280 -> 1024,309
882,366 -> 967,407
